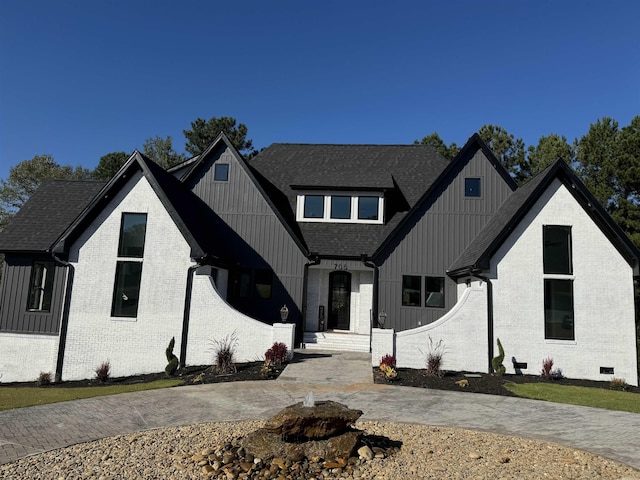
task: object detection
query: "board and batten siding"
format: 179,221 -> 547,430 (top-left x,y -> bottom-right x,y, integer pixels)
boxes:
187,144 -> 307,310
377,149 -> 514,332
0,254 -> 67,334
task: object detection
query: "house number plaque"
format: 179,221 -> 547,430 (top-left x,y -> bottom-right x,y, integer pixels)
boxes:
334,263 -> 348,271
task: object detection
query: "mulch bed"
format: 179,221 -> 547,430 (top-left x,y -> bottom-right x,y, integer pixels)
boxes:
373,368 -> 640,396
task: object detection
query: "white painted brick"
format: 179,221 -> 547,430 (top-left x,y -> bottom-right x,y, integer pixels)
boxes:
0,333 -> 59,383
371,328 -> 395,366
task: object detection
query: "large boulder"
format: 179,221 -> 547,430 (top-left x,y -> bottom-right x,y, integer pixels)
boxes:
264,400 -> 363,439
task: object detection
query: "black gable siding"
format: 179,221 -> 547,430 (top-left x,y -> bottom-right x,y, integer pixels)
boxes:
0,255 -> 66,334
377,149 -> 514,331
186,144 -> 307,325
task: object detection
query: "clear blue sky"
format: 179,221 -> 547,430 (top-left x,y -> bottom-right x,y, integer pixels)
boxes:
1,1 -> 638,180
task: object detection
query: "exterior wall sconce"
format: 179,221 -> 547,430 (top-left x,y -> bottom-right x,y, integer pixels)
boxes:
378,310 -> 388,329
280,304 -> 289,323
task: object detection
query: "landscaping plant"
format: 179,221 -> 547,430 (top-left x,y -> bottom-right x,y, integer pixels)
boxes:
210,332 -> 238,374
492,338 -> 506,376
609,377 -> 628,391
425,336 -> 446,377
541,357 -> 563,379
264,342 -> 289,366
37,371 -> 52,386
95,360 -> 111,382
379,354 -> 397,380
165,337 -> 179,377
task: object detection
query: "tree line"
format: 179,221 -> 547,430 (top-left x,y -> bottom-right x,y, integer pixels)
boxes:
1,115 -> 639,249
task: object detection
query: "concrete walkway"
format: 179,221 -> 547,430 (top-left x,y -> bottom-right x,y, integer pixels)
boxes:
1,350 -> 639,471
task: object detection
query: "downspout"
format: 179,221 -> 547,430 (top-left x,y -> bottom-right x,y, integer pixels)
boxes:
470,271 -> 494,373
363,258 -> 379,354
52,253 -> 74,383
302,254 -> 320,344
180,259 -> 205,367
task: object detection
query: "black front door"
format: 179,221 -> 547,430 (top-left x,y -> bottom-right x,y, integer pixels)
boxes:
328,271 -> 350,330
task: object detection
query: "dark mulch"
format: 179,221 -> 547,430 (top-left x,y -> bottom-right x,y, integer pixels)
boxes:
373,368 -> 640,396
3,362 -> 284,389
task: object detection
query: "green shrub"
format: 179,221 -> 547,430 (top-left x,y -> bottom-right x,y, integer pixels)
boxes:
165,337 -> 179,377
492,338 -> 506,376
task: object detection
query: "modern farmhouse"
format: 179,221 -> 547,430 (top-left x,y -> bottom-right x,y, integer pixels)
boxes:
0,132 -> 638,385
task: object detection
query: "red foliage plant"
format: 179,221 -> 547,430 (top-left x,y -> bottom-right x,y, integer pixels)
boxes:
380,354 -> 396,369
265,342 -> 289,366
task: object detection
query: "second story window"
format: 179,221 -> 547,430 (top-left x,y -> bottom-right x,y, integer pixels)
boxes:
465,178 -> 481,197
118,213 -> 147,258
304,195 -> 324,218
112,213 -> 147,318
297,192 -> 384,224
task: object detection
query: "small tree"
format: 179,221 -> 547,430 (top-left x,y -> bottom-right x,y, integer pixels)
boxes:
492,338 -> 506,376
165,337 -> 179,376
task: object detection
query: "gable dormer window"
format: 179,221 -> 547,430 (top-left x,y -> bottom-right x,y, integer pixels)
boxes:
214,163 -> 229,181
297,192 -> 384,224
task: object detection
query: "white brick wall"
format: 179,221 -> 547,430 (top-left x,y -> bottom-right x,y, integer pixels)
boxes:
185,271 -> 294,365
386,280 -> 489,371
491,180 -> 638,385
0,333 -> 59,383
377,180 -> 638,385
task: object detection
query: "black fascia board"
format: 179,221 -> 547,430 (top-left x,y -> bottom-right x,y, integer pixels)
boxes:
51,152 -> 142,255
372,133 -> 515,261
180,132 -> 311,258
447,160 -> 640,279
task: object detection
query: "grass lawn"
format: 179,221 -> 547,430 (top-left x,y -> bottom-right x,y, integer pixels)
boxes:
505,382 -> 640,413
0,379 -> 183,411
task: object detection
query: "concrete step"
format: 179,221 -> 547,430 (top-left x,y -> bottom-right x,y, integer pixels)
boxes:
303,332 -> 370,353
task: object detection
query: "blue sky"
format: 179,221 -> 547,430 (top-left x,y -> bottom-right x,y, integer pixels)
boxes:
1,1 -> 638,180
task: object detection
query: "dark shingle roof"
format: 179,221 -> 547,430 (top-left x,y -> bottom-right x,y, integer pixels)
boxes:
448,160 -> 640,276
0,180 -> 106,253
249,143 -> 449,257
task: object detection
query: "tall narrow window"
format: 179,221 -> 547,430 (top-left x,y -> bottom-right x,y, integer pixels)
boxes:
544,279 -> 574,340
543,225 -> 572,274
27,261 -> 54,311
234,269 -> 252,298
304,195 -> 324,218
112,213 -> 147,317
358,196 -> 379,220
330,196 -> 351,219
425,276 -> 445,308
402,275 -> 421,306
118,213 -> 147,258
255,270 -> 273,299
112,262 -> 143,317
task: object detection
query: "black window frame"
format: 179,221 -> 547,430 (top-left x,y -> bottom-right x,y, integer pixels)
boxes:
402,275 -> 421,307
117,213 -> 147,258
111,261 -> 143,318
465,177 -> 481,197
214,163 -> 229,181
544,279 -> 575,340
26,260 -> 54,312
425,276 -> 445,308
543,225 -> 573,275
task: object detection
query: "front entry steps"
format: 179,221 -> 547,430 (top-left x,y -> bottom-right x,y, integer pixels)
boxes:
303,331 -> 370,352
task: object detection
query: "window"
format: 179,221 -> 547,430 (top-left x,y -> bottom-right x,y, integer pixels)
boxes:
543,226 -> 572,274
465,178 -> 481,197
425,276 -> 445,308
255,270 -> 273,299
111,262 -> 143,317
27,261 -> 54,311
112,213 -> 147,317
358,196 -> 379,220
304,195 -> 324,218
214,163 -> 229,181
234,270 -> 252,298
118,213 -> 147,258
330,196 -> 351,219
402,275 -> 421,306
544,279 -> 574,340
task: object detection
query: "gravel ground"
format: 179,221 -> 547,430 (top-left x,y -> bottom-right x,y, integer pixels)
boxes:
2,420 -> 638,480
